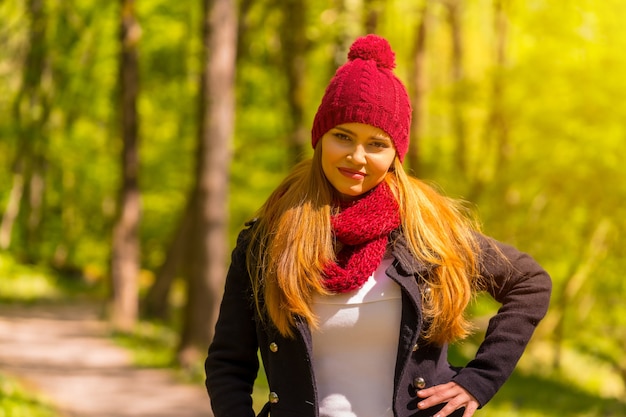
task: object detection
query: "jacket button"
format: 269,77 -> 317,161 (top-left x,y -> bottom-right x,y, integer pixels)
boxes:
269,392 -> 279,403
269,342 -> 278,352
413,377 -> 426,389
412,343 -> 419,352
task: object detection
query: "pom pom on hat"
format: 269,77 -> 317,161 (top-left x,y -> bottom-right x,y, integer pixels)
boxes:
311,35 -> 412,162
347,34 -> 396,70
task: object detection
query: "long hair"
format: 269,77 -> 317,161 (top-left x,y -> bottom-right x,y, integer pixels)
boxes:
248,150 -> 334,337
391,159 -> 482,344
248,149 -> 482,344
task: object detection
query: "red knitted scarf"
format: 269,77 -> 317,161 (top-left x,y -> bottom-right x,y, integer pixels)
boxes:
323,182 -> 401,293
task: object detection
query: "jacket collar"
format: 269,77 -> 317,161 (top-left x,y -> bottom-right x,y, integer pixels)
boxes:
389,229 -> 433,277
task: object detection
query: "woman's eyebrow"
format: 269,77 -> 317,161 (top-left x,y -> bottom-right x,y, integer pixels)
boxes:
334,126 -> 355,135
371,134 -> 392,142
335,126 -> 391,142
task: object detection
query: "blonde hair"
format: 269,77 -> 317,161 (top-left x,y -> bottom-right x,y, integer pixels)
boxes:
248,151 -> 482,345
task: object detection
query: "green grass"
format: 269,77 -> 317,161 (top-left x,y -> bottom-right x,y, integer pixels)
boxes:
0,373 -> 61,417
110,320 -> 178,369
0,255 -> 61,301
0,253 -> 101,303
480,370 -> 626,416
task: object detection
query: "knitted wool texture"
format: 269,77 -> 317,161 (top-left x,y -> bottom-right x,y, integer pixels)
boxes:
311,34 -> 412,161
323,182 -> 401,293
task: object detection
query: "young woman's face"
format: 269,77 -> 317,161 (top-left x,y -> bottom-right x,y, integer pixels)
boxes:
320,122 -> 397,199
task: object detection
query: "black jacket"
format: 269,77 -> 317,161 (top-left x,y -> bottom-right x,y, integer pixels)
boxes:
205,225 -> 552,417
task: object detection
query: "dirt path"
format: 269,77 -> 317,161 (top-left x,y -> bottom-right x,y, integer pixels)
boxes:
0,302 -> 213,417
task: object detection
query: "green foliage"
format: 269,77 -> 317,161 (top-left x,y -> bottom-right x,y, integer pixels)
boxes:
0,373 -> 60,417
0,253 -> 100,303
0,254 -> 61,301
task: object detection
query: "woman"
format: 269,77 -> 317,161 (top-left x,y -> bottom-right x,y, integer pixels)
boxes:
205,34 -> 551,417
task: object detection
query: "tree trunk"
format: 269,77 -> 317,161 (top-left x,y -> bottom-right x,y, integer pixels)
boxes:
178,0 -> 237,369
143,196 -> 194,319
280,0 -> 308,163
25,154 -> 46,261
329,0 -> 360,76
235,0 -> 254,63
363,0 -> 383,34
406,2 -> 431,176
444,0 -> 468,175
110,0 -> 141,332
469,0 -> 509,201
0,0 -> 48,257
491,0 -> 511,172
0,169 -> 25,250
551,219 -> 611,370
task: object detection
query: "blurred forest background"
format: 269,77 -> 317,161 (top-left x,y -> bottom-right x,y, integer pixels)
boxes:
1,0 -> 625,415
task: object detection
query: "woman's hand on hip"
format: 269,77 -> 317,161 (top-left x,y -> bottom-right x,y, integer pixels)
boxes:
416,381 -> 479,417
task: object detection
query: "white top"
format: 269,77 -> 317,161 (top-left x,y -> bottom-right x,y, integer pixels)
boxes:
311,258 -> 401,417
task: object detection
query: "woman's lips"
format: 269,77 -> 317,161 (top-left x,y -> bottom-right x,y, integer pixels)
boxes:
338,167 -> 366,180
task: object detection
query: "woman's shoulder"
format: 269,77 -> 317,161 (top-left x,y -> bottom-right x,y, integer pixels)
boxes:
227,219 -> 260,262
474,232 -> 551,293
235,218 -> 259,245
244,217 -> 259,228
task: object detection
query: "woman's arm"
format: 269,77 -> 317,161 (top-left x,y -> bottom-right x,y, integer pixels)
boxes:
205,227 -> 260,417
451,234 -> 552,406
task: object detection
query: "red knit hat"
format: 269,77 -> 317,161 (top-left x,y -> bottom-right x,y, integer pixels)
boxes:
311,35 -> 412,162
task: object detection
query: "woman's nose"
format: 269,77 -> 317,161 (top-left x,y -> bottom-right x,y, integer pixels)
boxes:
348,145 -> 367,164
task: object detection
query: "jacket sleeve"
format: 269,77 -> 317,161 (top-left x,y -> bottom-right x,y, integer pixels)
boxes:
452,234 -> 552,407
205,226 -> 259,417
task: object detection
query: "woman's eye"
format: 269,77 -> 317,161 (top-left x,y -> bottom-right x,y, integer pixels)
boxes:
370,141 -> 390,149
334,133 -> 351,141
